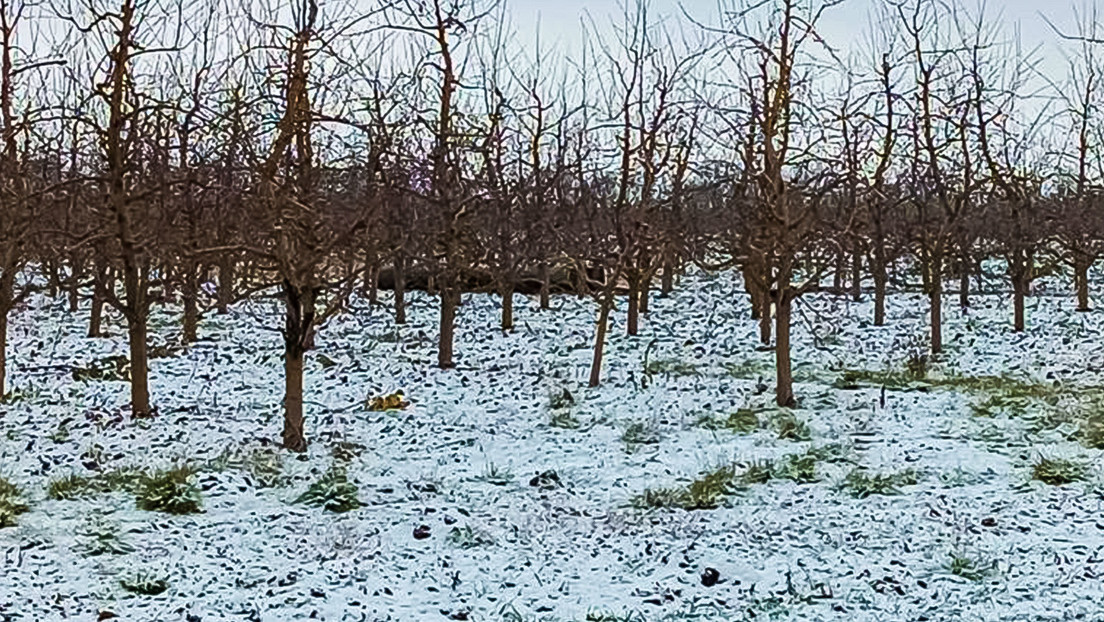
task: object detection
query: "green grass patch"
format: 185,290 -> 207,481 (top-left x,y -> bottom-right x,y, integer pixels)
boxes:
585,611 -> 646,622
119,569 -> 170,595
47,467 -> 148,502
632,465 -> 740,510
724,409 -> 760,434
622,421 -> 662,451
971,394 -> 1036,418
100,467 -> 146,493
684,465 -> 740,509
734,449 -> 826,486
472,462 -> 513,486
834,368 -> 918,390
725,360 -> 769,380
296,466 -> 361,512
774,453 -> 818,483
841,468 -> 920,498
698,408 -> 760,434
72,355 -> 130,382
1,385 -> 39,404
0,477 -> 29,528
135,465 -> 203,514
739,460 -> 775,485
79,516 -> 135,556
807,442 -> 853,464
837,369 -> 1054,399
1032,457 -> 1088,486
631,486 -> 688,510
644,358 -> 698,377
47,474 -> 98,500
773,412 -> 812,442
549,409 -> 581,429
947,553 -> 993,582
1080,413 -> 1104,449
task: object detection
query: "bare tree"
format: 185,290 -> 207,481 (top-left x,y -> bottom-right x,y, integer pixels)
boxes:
713,0 -> 844,406
1048,4 -> 1104,312
384,0 -> 498,368
0,0 -> 60,399
897,0 -> 976,355
968,16 -> 1047,333
243,0 -> 378,451
61,0 -> 187,416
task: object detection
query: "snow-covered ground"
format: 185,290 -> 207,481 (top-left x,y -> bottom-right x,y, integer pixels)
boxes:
3,271 -> 1104,621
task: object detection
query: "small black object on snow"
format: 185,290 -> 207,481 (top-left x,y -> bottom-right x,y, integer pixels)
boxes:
413,524 -> 432,539
701,567 -> 721,587
558,388 -> 574,405
755,377 -> 768,395
529,470 -> 562,490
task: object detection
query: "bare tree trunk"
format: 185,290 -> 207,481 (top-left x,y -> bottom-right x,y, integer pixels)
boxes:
283,347 -> 305,451
920,246 -> 932,296
127,314 -> 151,417
872,255 -> 887,327
67,255 -> 82,313
538,261 -> 550,310
626,280 -> 639,336
759,294 -> 772,345
639,275 -> 651,314
45,259 -> 59,298
833,249 -> 844,292
0,305 -> 6,401
89,292 -> 105,337
394,253 -> 406,325
89,264 -> 109,338
181,261 -> 199,343
588,299 -> 612,388
281,280 -> 314,452
929,243 -> 944,355
1008,246 -> 1031,333
122,264 -> 151,418
744,260 -> 771,345
161,263 -> 176,303
660,256 -> 674,296
1013,276 -> 1026,332
438,286 -> 457,369
575,264 -> 588,299
0,272 -> 10,400
365,261 -> 379,306
850,240 -> 862,302
500,282 -> 514,331
958,253 -> 970,309
217,254 -> 234,314
775,291 -> 794,407
1076,258 -> 1092,312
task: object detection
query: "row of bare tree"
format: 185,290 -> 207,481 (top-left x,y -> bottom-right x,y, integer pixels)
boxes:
2,0 -> 1104,449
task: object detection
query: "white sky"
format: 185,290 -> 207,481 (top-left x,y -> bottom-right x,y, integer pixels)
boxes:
508,0 -> 1093,81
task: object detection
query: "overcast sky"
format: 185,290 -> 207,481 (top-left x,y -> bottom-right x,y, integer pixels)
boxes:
507,0 -> 1093,80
